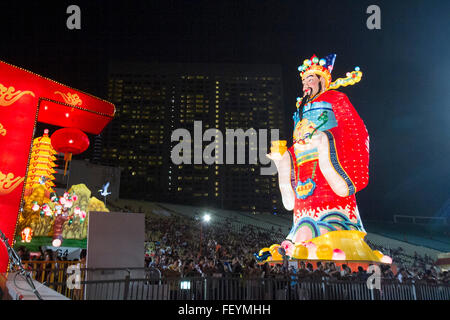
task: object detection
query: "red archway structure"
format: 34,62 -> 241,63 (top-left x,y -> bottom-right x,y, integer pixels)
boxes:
0,60 -> 115,272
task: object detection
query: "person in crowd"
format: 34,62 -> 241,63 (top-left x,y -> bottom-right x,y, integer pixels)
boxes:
312,262 -> 328,280
202,259 -> 216,277
380,264 -> 395,282
356,266 -> 368,282
168,259 -> 181,274
296,261 -> 310,279
79,249 -> 87,268
261,263 -> 271,278
181,260 -> 197,277
244,259 -> 262,278
215,260 -> 226,277
327,262 -> 341,279
231,256 -> 243,276
340,264 -> 351,279
396,268 -> 406,284
17,246 -> 30,261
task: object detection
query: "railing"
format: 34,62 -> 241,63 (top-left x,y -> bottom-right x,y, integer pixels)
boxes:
21,260 -> 80,286
68,276 -> 450,301
19,262 -> 450,300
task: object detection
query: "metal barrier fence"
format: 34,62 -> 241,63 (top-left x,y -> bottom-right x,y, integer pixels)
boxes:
69,275 -> 450,301
22,260 -> 80,286
21,262 -> 450,300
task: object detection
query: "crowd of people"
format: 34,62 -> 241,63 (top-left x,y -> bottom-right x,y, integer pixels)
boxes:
142,212 -> 449,285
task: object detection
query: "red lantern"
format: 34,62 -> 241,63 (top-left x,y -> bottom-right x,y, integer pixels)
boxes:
51,128 -> 90,175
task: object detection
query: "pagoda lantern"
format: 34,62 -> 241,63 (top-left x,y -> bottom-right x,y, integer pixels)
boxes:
51,128 -> 90,175
25,129 -> 57,196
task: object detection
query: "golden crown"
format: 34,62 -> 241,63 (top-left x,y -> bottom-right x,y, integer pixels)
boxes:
298,54 -> 363,90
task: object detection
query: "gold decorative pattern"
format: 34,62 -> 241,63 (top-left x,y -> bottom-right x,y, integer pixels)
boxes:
54,91 -> 83,106
0,171 -> 24,195
0,123 -> 6,136
0,84 -> 35,106
1,59 -> 115,116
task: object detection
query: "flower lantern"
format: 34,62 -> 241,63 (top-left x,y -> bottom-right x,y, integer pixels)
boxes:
50,128 -> 90,175
29,190 -> 87,248
381,255 -> 393,264
332,248 -> 346,260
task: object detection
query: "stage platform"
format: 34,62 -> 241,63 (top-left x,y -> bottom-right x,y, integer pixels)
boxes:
0,272 -> 69,300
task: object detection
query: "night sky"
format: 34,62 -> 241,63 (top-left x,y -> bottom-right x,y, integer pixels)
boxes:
1,0 -> 449,222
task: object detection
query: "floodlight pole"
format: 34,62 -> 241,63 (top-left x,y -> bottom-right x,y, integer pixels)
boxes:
199,222 -> 203,258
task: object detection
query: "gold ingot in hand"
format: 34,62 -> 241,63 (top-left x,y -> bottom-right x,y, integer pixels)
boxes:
270,140 -> 287,155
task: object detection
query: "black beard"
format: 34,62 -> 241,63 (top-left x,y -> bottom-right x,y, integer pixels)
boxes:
298,91 -> 310,122
299,82 -> 323,121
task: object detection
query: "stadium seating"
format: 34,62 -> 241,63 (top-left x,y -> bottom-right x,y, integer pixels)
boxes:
109,198 -> 448,262
364,220 -> 450,253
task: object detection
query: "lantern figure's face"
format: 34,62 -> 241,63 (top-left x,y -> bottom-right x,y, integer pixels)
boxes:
302,74 -> 325,98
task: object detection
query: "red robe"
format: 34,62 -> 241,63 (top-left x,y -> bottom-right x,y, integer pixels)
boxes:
286,90 -> 369,243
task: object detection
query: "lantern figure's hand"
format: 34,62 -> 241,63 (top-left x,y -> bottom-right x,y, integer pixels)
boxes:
294,131 -> 326,151
266,152 -> 283,161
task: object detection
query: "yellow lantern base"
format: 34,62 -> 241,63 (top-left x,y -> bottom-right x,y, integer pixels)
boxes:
257,230 -> 383,263
308,230 -> 381,262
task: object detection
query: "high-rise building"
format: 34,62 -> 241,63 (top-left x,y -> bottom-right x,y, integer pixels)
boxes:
101,62 -> 287,215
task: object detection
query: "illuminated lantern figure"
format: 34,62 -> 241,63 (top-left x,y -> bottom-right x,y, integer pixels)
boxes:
24,129 -> 57,196
259,54 -> 382,263
51,128 -> 90,176
21,227 -> 33,243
